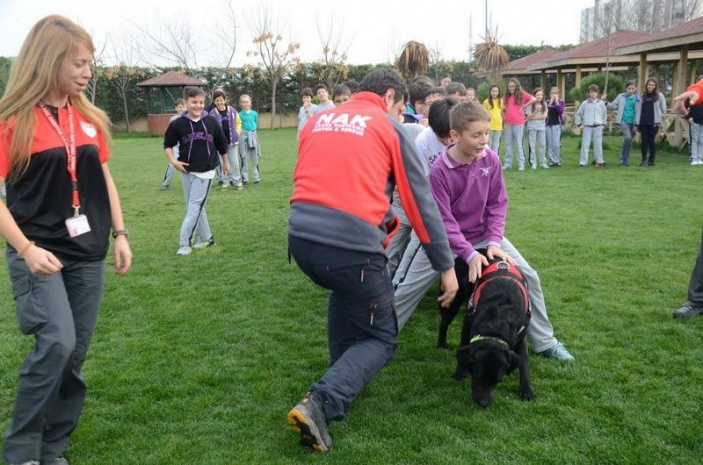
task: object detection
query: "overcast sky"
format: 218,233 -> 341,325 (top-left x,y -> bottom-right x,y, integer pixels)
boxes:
0,0 -> 596,66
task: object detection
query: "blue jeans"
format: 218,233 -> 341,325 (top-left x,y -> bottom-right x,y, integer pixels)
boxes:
288,235 -> 398,421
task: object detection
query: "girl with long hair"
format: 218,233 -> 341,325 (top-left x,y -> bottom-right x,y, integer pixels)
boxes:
0,15 -> 132,465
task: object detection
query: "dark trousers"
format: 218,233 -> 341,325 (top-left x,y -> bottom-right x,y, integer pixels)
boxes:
639,124 -> 658,165
3,249 -> 105,464
288,236 -> 398,421
687,226 -> 703,306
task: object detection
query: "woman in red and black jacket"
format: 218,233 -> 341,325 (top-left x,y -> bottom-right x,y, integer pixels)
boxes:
0,15 -> 131,465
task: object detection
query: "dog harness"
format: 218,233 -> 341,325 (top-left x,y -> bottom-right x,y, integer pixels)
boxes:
469,261 -> 530,314
466,261 -> 531,347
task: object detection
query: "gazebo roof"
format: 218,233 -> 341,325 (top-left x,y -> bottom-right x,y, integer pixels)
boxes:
137,71 -> 206,87
528,30 -> 650,71
503,48 -> 562,74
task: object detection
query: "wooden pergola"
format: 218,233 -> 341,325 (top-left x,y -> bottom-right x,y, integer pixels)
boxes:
615,15 -> 703,96
615,16 -> 703,145
497,48 -> 562,90
527,31 -> 649,98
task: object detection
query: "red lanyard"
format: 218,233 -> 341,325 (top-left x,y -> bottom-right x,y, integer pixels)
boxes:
38,101 -> 81,216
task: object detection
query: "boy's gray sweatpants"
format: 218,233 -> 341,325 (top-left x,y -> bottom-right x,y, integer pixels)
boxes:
580,126 -> 604,165
393,233 -> 559,353
180,172 -> 213,247
385,197 -> 412,278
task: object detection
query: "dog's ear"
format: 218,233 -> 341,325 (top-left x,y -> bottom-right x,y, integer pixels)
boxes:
507,351 -> 521,374
454,346 -> 475,380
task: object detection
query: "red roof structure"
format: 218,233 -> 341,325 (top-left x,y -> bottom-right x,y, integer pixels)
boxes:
529,30 -> 651,71
504,48 -> 562,74
137,71 -> 206,87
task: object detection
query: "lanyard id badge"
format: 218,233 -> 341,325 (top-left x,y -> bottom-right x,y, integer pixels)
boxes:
39,101 -> 92,237
66,214 -> 91,237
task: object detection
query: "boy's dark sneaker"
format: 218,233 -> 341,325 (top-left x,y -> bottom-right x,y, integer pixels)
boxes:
193,237 -> 216,249
672,303 -> 703,319
287,391 -> 332,452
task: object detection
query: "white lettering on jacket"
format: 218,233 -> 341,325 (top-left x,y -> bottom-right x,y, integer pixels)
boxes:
312,113 -> 372,136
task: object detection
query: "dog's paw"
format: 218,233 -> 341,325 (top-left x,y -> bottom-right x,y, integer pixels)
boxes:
436,342 -> 453,350
521,389 -> 536,402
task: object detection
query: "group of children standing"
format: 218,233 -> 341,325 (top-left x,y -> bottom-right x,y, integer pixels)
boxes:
161,87 -> 263,256
482,78 -> 565,170
480,77 -> 674,170
162,90 -> 262,191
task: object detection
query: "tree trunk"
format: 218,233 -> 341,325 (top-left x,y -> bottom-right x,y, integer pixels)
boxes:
270,79 -> 278,130
122,92 -> 131,134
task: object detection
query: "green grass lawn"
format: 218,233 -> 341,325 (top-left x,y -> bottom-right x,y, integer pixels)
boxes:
1,129 -> 702,464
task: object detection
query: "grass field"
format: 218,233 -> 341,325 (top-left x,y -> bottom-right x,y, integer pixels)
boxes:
1,129 -> 702,465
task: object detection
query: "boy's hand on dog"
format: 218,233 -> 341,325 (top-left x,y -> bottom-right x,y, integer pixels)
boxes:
468,254 -> 489,283
486,245 -> 516,265
437,269 -> 459,308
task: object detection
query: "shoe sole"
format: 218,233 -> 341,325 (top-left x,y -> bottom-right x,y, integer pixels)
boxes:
287,407 -> 329,452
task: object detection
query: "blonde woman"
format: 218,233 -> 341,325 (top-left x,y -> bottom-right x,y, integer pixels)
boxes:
0,15 -> 131,465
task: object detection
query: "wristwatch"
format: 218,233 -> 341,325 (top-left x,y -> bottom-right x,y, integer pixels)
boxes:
112,229 -> 129,239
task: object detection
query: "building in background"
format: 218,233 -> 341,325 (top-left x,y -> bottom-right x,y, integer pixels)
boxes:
580,0 -> 694,42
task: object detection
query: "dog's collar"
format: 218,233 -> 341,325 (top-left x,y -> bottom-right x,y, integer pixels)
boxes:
469,335 -> 509,347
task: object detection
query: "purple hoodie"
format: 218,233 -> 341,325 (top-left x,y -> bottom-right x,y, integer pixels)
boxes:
429,144 -> 508,264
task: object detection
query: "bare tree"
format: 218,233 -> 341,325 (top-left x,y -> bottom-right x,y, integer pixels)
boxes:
85,38 -> 108,105
619,0 -> 651,32
681,0 -> 703,21
105,35 -> 142,133
314,15 -> 351,90
621,0 -> 703,33
247,6 -> 300,129
597,2 -> 618,96
428,45 -> 453,84
135,19 -> 200,75
210,2 -> 239,83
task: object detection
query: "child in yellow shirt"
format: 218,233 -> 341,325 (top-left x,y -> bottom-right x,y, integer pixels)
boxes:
483,84 -> 504,152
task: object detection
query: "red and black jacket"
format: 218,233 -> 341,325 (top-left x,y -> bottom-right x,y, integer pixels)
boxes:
289,92 -> 453,272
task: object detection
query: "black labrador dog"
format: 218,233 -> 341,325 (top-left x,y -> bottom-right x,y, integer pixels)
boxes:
439,254 -> 536,407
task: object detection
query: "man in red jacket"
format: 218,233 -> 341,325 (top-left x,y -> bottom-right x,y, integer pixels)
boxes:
286,68 -> 458,452
672,80 -> 703,319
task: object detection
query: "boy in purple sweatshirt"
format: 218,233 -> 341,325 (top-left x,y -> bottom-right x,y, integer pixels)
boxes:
415,101 -> 574,360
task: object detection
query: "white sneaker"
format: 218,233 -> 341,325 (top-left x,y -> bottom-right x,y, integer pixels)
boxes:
176,246 -> 192,256
541,163 -> 549,169
696,160 -> 703,165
